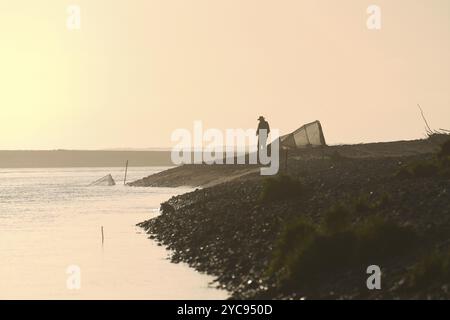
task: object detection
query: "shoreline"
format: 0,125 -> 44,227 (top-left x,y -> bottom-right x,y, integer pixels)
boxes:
136,137 -> 450,299
0,167 -> 226,299
129,138 -> 441,188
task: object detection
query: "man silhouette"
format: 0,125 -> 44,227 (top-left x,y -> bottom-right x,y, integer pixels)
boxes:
256,116 -> 270,161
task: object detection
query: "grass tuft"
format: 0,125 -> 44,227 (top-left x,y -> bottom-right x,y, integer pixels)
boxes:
438,139 -> 450,158
269,205 -> 418,291
259,175 -> 304,203
322,204 -> 353,234
405,251 -> 450,291
396,139 -> 450,179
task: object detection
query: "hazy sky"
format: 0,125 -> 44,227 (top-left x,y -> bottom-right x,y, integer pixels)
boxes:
0,0 -> 449,149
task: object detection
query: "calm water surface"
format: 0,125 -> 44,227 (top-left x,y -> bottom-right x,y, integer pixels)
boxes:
0,167 -> 228,299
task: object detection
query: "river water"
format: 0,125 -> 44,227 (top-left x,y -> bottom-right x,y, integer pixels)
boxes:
0,167 -> 228,299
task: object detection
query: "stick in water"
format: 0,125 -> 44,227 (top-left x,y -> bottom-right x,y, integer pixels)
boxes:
123,160 -> 129,185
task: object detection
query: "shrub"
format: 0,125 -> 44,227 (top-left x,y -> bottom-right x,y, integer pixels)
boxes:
395,167 -> 413,179
438,140 -> 450,174
322,204 -> 353,234
351,194 -> 372,213
428,133 -> 450,145
410,161 -> 439,178
405,251 -> 450,291
269,210 -> 418,291
269,218 -> 318,274
438,139 -> 450,158
354,217 -> 417,265
440,156 -> 450,168
327,193 -> 387,219
259,175 -> 303,203
374,192 -> 392,209
285,231 -> 358,289
396,139 -> 450,179
395,160 -> 439,179
440,164 -> 450,178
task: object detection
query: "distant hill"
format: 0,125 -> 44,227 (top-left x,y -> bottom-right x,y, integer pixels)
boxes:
0,150 -> 173,168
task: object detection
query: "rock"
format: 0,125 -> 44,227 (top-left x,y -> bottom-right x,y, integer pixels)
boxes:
137,153 -> 450,299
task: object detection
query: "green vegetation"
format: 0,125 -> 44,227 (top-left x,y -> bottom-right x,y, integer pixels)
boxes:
396,139 -> 450,179
321,203 -> 353,234
410,161 -> 439,178
438,139 -> 450,158
331,193 -> 391,217
351,194 -> 373,213
374,192 -> 392,209
405,251 -> 450,291
396,159 -> 448,179
259,175 -> 303,203
268,218 -> 317,274
437,139 -> 450,177
269,203 -> 418,291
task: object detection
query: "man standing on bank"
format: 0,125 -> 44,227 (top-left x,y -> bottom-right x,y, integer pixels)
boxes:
256,116 -> 270,162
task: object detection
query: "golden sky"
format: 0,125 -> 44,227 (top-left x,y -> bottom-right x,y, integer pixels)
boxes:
0,0 -> 449,149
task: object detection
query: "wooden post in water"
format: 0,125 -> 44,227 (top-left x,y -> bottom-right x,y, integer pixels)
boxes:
123,160 -> 129,185
101,226 -> 104,245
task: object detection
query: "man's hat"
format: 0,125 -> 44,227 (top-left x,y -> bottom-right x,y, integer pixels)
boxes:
258,116 -> 265,121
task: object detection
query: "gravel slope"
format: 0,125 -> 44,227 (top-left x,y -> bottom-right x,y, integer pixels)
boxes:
139,150 -> 450,299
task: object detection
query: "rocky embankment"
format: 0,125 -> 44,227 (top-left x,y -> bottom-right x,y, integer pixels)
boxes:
129,138 -> 440,188
136,138 -> 450,299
